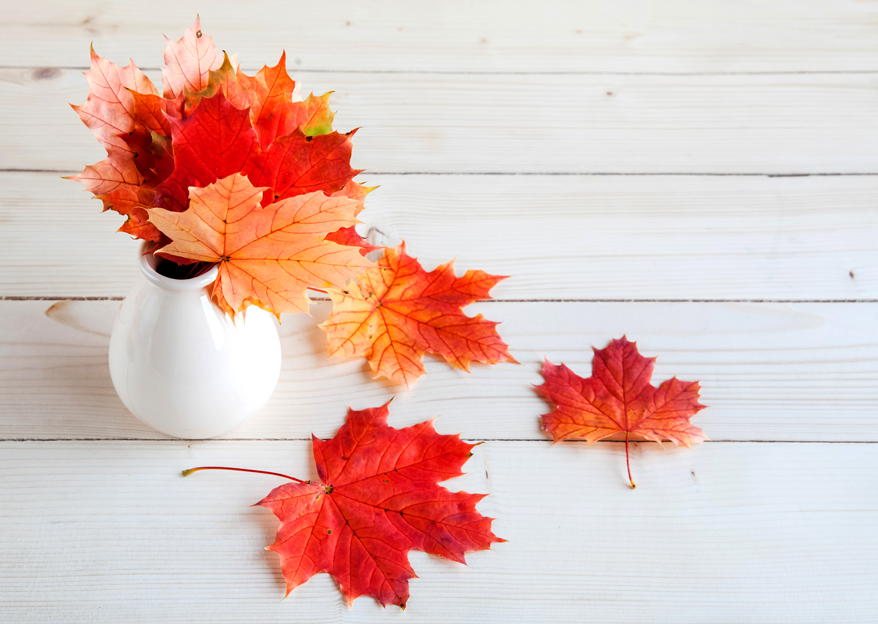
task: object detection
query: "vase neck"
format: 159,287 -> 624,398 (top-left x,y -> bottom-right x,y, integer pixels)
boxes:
139,243 -> 218,293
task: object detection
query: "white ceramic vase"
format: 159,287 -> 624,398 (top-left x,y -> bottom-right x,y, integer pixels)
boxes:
108,248 -> 282,438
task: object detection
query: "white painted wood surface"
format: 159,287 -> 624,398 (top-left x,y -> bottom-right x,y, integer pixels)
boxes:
2,299 -> 877,442
1,441 -> 877,623
3,172 -> 876,299
3,0 -> 877,73
1,2 -> 876,622
7,69 -> 878,174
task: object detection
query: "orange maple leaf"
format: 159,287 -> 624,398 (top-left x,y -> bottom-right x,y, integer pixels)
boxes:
246,51 -> 299,146
320,244 -> 517,388
536,337 -> 707,488
66,152 -> 143,196
148,173 -> 372,317
129,90 -> 174,135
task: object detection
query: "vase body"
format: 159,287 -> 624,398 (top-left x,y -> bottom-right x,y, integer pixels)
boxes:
108,249 -> 282,438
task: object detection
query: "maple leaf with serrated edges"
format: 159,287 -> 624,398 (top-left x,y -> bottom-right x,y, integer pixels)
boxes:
161,15 -> 223,98
243,127 -> 361,206
70,45 -> 159,160
177,51 -> 251,116
246,51 -> 298,146
536,336 -> 707,488
319,244 -> 517,388
150,90 -> 360,213
182,402 -> 503,608
148,173 -> 372,318
66,153 -> 143,196
66,46 -> 157,198
152,90 -> 259,212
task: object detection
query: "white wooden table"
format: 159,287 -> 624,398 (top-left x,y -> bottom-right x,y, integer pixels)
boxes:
2,2 -> 877,622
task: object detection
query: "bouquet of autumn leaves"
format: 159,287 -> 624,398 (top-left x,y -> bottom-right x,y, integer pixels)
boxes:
70,18 -> 516,388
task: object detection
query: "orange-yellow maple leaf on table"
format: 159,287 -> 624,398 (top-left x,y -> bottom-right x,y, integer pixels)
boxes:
320,244 -> 517,388
182,402 -> 503,608
147,173 -> 372,318
536,337 -> 707,488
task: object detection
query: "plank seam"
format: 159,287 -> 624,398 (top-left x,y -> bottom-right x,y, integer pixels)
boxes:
0,438 -> 874,443
4,297 -> 878,303
7,66 -> 878,76
9,169 -> 878,177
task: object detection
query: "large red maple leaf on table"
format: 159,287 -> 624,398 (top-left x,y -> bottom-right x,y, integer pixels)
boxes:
537,337 -> 707,488
183,403 -> 503,608
320,244 -> 518,389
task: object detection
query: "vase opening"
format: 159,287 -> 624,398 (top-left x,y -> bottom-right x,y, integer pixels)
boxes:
139,243 -> 219,291
155,258 -> 217,281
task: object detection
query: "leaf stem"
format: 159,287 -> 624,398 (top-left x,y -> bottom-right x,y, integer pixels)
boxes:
625,433 -> 636,490
181,466 -> 306,483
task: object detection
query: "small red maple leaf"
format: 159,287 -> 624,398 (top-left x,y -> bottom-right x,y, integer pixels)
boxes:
183,402 -> 503,608
536,336 -> 707,488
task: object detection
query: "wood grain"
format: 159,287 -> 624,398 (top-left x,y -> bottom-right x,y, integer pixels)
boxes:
3,0 -> 877,73
4,172 -> 876,299
1,440 -> 875,623
8,69 -> 878,174
2,3 -> 877,621
2,299 -> 875,442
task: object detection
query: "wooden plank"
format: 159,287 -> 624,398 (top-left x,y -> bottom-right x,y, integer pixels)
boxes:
7,69 -> 878,174
3,0 -> 878,73
2,299 -> 876,442
1,440 -> 875,622
3,172 -> 877,299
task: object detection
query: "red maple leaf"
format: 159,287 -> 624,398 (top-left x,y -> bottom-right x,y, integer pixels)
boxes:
536,337 -> 707,488
147,88 -> 360,213
242,128 -> 361,206
152,91 -> 259,211
182,402 -> 502,608
320,244 -> 517,388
